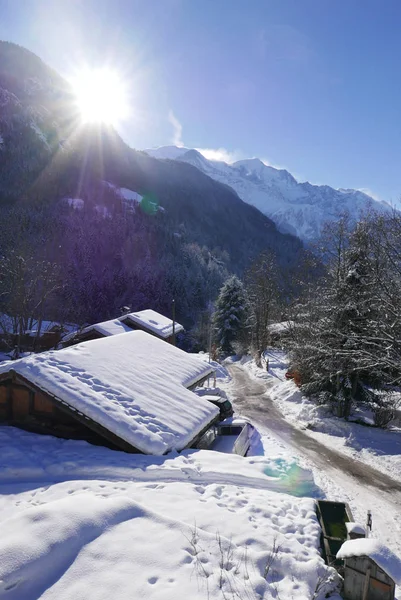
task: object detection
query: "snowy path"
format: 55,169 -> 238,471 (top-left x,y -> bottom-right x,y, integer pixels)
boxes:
228,364 -> 401,560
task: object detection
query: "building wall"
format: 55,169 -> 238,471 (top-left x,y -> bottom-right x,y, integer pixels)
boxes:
0,380 -> 115,447
0,384 -> 8,419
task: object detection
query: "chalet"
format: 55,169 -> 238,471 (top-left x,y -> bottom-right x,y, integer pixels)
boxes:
0,330 -> 219,455
62,309 -> 184,347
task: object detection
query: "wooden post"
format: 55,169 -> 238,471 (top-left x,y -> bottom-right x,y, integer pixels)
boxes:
172,299 -> 176,346
362,566 -> 371,600
366,510 -> 372,537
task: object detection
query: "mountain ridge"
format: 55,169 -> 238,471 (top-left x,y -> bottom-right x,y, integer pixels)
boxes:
145,146 -> 391,241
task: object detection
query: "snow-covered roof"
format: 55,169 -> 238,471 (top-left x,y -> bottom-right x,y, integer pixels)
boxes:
0,331 -> 217,455
62,318 -> 133,343
121,309 -> 184,338
345,522 -> 366,535
337,538 -> 401,584
63,310 -> 184,345
91,319 -> 133,337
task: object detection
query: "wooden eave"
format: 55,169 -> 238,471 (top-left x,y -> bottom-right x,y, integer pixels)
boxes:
187,369 -> 216,391
185,412 -> 220,450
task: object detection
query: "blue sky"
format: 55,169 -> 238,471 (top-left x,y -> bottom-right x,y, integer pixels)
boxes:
1,0 -> 401,202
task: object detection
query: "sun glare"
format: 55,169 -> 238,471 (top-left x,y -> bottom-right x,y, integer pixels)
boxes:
71,67 -> 129,126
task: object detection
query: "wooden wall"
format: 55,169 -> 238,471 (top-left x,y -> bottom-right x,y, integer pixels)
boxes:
0,379 -> 115,448
344,556 -> 395,600
0,384 -> 8,419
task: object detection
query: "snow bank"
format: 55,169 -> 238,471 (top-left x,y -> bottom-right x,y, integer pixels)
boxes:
0,495 -> 139,599
337,538 -> 401,585
0,428 -> 341,600
0,331 -> 217,455
0,427 -> 320,499
241,349 -> 401,484
122,308 -> 184,338
194,354 -> 231,382
0,486 -> 336,600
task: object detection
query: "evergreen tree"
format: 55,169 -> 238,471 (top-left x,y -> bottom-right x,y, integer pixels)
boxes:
213,276 -> 249,354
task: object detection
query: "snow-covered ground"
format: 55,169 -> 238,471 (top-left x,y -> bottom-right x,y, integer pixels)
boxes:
238,350 -> 401,484
0,426 -> 341,600
1,352 -> 400,598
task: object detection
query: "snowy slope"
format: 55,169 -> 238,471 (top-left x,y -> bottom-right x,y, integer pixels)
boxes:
0,428 -> 341,600
146,146 -> 391,242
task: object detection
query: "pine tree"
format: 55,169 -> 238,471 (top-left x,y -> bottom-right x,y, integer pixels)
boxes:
213,276 -> 249,354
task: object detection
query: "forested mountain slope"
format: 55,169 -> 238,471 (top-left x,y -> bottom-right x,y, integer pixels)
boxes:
0,41 -> 302,330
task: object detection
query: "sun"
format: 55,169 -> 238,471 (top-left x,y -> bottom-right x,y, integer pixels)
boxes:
71,67 -> 129,126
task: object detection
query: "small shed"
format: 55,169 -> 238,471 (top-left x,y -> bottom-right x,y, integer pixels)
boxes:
337,538 -> 401,600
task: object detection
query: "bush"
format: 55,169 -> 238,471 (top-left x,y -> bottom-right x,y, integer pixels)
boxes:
372,393 -> 400,428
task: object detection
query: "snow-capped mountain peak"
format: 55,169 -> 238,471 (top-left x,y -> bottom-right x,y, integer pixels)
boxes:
232,158 -> 298,187
145,145 -> 391,242
146,145 -> 190,160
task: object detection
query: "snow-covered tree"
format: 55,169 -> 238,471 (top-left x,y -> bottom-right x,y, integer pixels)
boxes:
213,276 -> 250,354
289,213 -> 401,423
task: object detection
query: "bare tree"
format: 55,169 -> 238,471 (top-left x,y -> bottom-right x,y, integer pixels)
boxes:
245,251 -> 281,358
0,251 -> 61,352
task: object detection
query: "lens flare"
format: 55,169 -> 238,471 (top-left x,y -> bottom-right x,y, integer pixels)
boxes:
140,194 -> 159,215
